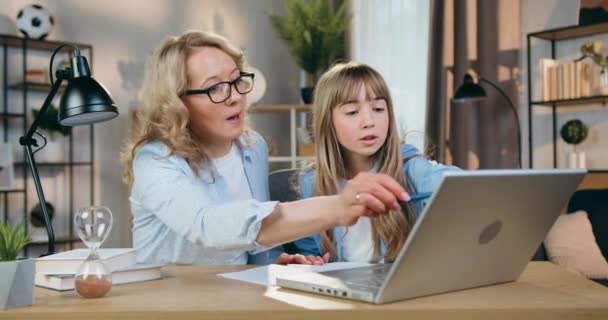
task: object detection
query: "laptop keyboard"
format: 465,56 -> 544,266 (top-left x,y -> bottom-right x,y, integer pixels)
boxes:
348,277 -> 385,288
321,264 -> 392,289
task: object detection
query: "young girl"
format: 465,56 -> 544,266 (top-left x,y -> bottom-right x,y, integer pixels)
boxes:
293,62 -> 460,263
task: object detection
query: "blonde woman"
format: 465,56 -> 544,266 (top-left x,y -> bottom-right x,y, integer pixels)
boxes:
293,62 -> 460,263
122,31 -> 408,266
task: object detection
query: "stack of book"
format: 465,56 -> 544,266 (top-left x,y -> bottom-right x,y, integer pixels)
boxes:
35,248 -> 161,291
537,58 -> 604,101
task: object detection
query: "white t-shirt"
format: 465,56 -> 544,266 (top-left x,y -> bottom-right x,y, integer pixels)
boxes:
338,177 -> 382,263
213,144 -> 252,201
342,217 -> 383,263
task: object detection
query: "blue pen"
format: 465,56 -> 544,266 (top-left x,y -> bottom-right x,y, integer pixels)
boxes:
397,192 -> 432,207
408,192 -> 432,202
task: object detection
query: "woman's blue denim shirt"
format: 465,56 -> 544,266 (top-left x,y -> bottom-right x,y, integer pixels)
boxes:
130,130 -> 282,266
293,144 -> 461,260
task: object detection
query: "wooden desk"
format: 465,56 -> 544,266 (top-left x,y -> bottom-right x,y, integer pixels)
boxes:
3,262 -> 607,320
578,171 -> 608,189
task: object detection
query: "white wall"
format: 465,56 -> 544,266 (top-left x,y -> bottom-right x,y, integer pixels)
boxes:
0,0 -> 300,250
520,0 -> 608,169
349,0 -> 430,150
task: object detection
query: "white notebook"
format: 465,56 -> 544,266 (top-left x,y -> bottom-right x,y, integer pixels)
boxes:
35,263 -> 162,291
35,248 -> 137,275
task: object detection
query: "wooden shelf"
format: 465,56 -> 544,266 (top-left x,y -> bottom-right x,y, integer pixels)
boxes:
0,112 -> 25,119
529,22 -> 608,41
269,156 -> 314,162
0,188 -> 25,193
248,104 -> 311,113
15,162 -> 92,167
0,34 -> 92,51
250,104 -> 313,169
531,95 -> 608,107
8,82 -> 65,93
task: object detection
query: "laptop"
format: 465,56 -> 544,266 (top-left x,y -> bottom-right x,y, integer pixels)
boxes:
276,169 -> 586,304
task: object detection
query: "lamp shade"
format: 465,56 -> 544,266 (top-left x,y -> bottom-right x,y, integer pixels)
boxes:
59,77 -> 118,126
58,55 -> 118,126
452,73 -> 487,103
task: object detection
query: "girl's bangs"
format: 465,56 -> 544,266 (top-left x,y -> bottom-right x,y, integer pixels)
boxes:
331,67 -> 388,108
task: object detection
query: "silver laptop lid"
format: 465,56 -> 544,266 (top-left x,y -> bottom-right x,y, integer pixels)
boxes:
376,169 -> 586,303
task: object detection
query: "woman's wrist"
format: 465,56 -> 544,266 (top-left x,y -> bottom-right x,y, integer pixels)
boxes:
325,195 -> 346,226
257,196 -> 341,246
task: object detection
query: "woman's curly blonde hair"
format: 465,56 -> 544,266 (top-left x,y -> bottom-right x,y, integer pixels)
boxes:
122,30 -> 245,186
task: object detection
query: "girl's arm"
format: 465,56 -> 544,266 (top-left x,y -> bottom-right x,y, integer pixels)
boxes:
401,144 -> 462,212
292,235 -> 322,256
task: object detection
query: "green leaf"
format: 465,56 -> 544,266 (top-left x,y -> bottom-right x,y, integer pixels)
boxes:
560,119 -> 589,145
267,0 -> 351,80
31,103 -> 72,139
0,221 -> 30,261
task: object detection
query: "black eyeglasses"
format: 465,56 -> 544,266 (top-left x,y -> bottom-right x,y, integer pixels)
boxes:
180,72 -> 255,103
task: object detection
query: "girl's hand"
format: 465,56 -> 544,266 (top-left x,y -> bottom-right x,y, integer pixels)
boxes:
335,172 -> 409,226
276,252 -> 330,265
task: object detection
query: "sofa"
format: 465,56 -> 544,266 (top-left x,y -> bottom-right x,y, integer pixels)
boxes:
533,189 -> 608,286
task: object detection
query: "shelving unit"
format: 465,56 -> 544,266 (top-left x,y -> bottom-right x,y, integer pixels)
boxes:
0,34 -> 95,255
530,95 -> 608,107
248,104 -> 314,168
527,23 -> 608,173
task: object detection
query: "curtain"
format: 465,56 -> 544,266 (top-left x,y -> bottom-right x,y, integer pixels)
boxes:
350,0 -> 431,151
426,0 -> 521,168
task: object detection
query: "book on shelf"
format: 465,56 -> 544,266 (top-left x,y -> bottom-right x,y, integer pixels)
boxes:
35,263 -> 162,291
539,58 -> 557,101
35,248 -> 137,275
539,59 -> 602,101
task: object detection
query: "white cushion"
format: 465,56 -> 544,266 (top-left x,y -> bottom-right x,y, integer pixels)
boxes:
545,210 -> 608,279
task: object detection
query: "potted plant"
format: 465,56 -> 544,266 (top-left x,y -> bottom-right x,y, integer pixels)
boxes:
578,40 -> 608,89
31,103 -> 72,162
0,221 -> 34,309
268,0 -> 351,103
560,119 -> 589,169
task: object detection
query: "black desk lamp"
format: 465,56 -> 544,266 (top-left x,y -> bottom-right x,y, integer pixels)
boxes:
452,73 -> 522,168
19,43 -> 118,256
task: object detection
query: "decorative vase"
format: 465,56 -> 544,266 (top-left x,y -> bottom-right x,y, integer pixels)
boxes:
567,151 -> 586,169
578,151 -> 586,169
29,201 -> 55,242
300,87 -> 314,104
0,258 -> 35,309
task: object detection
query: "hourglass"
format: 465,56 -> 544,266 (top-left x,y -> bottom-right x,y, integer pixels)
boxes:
74,206 -> 113,298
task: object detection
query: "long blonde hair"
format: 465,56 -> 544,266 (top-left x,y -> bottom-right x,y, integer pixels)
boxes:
122,30 -> 245,185
312,62 -> 414,262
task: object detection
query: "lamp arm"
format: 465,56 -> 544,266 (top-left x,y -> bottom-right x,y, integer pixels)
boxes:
22,74 -> 66,141
479,77 -> 523,168
18,73 -> 66,256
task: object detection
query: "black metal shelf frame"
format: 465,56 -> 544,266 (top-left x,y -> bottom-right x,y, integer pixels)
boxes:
527,23 -> 608,170
0,34 -> 95,255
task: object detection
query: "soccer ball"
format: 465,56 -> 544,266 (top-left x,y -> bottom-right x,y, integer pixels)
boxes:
16,4 -> 54,40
